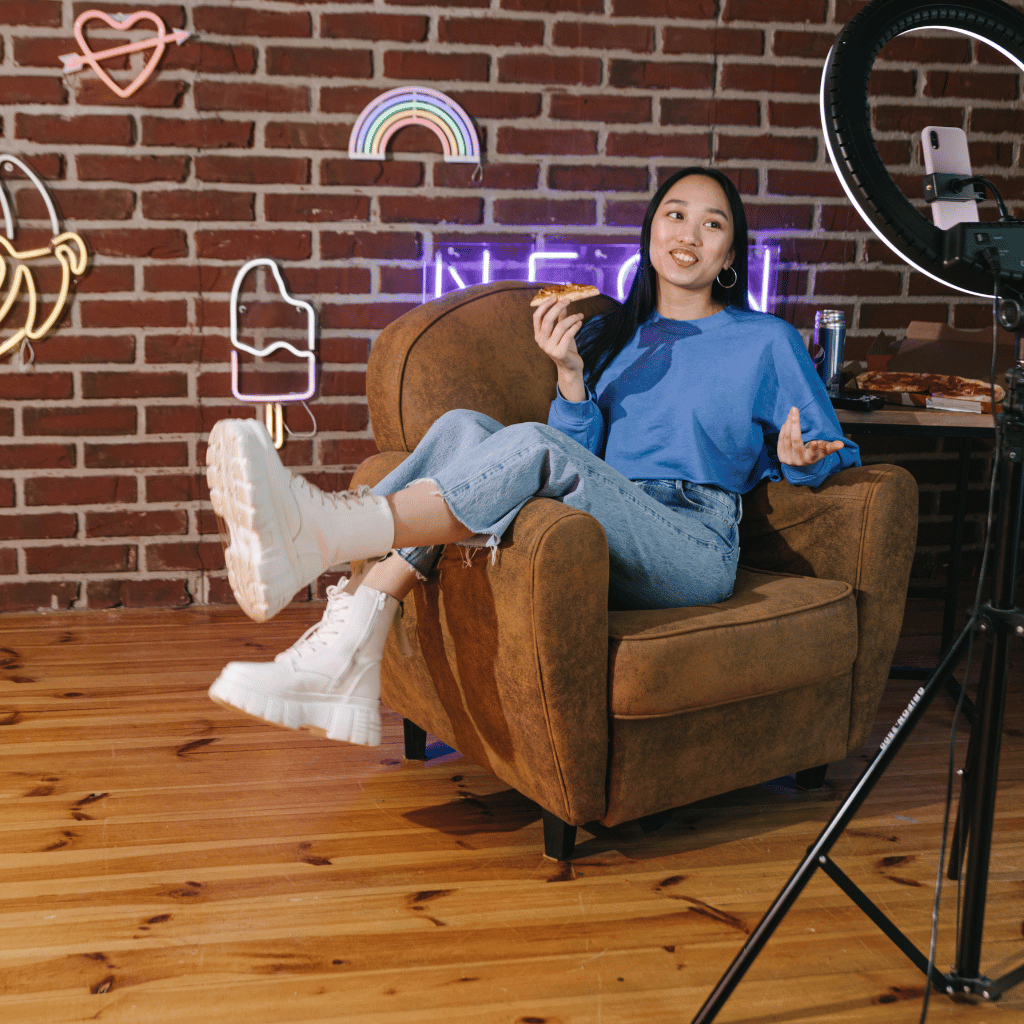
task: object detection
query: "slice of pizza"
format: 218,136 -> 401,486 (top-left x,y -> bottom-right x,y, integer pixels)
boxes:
854,371 -> 932,393
929,375 -> 1005,402
530,283 -> 600,307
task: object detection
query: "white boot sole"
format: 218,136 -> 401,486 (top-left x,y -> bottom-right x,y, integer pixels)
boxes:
207,419 -> 301,622
209,672 -> 383,746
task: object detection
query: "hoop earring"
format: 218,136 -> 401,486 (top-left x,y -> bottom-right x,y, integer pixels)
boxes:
716,265 -> 738,289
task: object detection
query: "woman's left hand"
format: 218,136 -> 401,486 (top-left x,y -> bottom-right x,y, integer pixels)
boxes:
777,407 -> 845,466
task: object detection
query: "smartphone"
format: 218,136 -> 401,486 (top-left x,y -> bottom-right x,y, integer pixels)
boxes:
921,126 -> 979,230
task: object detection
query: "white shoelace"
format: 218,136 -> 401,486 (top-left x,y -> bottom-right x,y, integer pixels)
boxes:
280,585 -> 354,666
336,484 -> 377,509
290,477 -> 378,512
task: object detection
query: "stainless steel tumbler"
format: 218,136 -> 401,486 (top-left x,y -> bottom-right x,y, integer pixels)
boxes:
814,309 -> 846,398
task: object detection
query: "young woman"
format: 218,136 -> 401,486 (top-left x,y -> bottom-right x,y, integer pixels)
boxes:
206,166 -> 859,746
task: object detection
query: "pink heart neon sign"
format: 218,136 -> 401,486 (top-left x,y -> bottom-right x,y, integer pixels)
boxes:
59,9 -> 191,99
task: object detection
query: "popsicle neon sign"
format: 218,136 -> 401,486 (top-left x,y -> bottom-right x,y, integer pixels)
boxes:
230,259 -> 317,404
229,259 -> 318,448
425,243 -> 780,312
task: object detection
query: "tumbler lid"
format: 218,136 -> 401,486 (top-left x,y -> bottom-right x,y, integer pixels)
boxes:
814,309 -> 845,327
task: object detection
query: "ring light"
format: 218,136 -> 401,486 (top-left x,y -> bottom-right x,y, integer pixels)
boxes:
820,0 -> 1024,299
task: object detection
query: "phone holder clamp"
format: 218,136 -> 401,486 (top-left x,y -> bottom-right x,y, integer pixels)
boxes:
923,172 -> 987,204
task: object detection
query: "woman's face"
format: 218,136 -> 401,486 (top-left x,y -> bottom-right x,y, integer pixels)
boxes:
648,174 -> 735,311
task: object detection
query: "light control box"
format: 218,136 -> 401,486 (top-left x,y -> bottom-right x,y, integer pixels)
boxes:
943,222 -> 1024,282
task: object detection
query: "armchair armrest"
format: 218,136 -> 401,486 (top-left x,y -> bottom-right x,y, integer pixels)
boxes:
739,464 -> 918,748
351,452 -> 611,827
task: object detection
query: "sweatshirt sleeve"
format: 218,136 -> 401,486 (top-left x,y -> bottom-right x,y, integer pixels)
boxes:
547,384 -> 608,457
768,325 -> 861,488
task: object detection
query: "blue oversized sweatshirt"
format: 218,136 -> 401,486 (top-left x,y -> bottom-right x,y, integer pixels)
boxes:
547,306 -> 860,493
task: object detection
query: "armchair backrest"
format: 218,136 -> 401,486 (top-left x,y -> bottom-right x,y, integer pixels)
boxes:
367,280 -> 618,452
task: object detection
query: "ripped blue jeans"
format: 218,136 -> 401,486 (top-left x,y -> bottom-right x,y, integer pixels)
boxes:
371,409 -> 740,610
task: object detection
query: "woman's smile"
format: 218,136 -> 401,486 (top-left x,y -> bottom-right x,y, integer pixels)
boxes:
669,247 -> 699,268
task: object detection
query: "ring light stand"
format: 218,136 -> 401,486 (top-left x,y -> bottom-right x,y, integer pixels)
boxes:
692,2 -> 1024,1021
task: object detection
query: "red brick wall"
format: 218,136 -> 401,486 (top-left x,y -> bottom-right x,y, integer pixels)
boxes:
0,0 -> 1020,611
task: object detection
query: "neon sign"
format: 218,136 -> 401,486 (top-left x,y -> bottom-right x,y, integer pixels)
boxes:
229,259 -> 318,449
0,155 -> 89,364
424,242 -> 780,313
59,9 -> 192,99
349,87 -> 480,164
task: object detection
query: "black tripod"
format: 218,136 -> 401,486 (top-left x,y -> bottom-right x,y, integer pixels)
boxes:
692,328 -> 1024,1022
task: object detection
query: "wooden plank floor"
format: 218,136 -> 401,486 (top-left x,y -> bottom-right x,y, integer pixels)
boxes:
1,597 -> 1022,1024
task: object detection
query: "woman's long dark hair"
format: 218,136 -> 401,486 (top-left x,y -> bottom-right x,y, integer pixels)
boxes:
577,166 -> 750,389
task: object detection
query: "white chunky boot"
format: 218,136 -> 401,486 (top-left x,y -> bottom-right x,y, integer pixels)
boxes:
209,584 -> 399,746
207,418 -> 395,622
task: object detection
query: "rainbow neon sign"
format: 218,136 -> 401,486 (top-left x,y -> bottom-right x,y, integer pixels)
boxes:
348,87 -> 480,164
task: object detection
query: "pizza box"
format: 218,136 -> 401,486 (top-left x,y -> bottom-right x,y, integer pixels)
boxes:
855,366 -> 1002,414
873,390 -> 997,414
866,321 -> 1014,379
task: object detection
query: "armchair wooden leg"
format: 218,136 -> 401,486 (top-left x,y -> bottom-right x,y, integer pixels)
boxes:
795,764 -> 828,790
541,808 -> 577,861
403,719 -> 428,761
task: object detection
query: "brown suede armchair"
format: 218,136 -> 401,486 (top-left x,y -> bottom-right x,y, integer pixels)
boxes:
351,281 -> 918,860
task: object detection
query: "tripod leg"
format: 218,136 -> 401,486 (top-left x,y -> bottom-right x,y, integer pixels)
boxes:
955,621 -> 1012,978
691,623 -> 973,1024
953,362 -> 1024,984
947,640 -> 992,881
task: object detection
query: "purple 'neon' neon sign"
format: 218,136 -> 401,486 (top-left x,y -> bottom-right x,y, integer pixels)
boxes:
424,242 -> 780,313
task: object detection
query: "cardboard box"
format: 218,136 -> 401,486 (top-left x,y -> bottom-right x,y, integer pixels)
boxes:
861,322 -> 1008,413
866,321 -> 1014,378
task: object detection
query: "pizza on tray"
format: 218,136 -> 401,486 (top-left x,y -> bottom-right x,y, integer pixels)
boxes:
530,283 -> 600,306
854,370 -> 1005,404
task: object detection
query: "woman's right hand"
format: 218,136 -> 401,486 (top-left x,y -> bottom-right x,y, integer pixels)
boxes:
532,294 -> 587,401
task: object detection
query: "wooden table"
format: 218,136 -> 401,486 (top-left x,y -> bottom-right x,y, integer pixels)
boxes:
835,404 -> 995,678
835,404 -> 995,438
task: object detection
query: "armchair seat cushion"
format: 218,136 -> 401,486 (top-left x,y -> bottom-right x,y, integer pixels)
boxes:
608,566 -> 857,718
